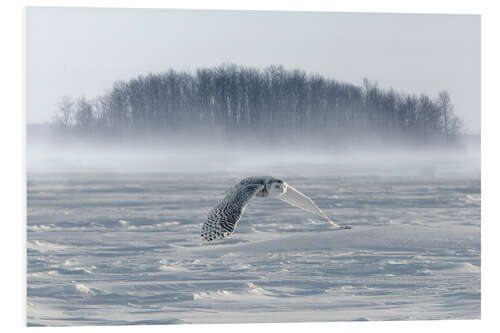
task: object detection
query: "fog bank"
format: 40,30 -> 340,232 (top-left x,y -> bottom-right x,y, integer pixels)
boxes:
27,132 -> 480,179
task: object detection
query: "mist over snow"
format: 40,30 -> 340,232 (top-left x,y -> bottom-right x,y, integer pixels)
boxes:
27,126 -> 480,180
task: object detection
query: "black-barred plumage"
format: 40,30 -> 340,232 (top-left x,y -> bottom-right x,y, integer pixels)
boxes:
201,176 -> 348,242
201,183 -> 264,242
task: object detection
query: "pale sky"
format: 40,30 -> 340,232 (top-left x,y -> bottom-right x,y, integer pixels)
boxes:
26,7 -> 480,133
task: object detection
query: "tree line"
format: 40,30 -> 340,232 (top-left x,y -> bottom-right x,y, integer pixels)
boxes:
52,63 -> 463,144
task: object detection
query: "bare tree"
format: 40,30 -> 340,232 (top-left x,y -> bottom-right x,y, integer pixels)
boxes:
437,90 -> 454,142
75,96 -> 94,131
448,114 -> 464,140
53,96 -> 74,131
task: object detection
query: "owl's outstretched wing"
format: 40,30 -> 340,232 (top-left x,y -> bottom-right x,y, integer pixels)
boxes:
201,183 -> 264,242
279,184 -> 340,227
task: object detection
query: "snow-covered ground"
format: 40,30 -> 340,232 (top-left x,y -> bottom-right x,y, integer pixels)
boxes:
27,166 -> 480,326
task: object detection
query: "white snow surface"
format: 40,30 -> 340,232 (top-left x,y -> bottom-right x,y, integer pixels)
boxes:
27,167 -> 480,326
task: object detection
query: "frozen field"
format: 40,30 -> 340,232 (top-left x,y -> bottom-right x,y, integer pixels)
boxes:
27,166 -> 480,326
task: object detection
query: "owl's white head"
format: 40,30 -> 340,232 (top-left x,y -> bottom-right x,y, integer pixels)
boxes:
266,179 -> 287,198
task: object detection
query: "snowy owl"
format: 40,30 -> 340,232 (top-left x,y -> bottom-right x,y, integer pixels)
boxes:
201,176 -> 351,242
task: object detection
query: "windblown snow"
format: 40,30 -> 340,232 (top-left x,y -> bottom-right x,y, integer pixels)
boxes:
27,156 -> 480,326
